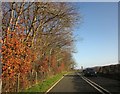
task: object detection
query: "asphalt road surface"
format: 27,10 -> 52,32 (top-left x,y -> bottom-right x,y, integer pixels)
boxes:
49,72 -> 120,93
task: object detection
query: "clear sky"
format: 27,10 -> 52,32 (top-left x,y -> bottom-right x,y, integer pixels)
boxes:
71,2 -> 118,69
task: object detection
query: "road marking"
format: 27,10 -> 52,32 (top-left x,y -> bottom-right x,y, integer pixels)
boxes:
82,76 -> 105,94
77,73 -> 111,94
45,73 -> 68,94
84,77 -> 111,94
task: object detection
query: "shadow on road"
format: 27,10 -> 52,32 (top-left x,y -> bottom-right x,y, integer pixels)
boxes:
65,74 -> 78,77
67,72 -> 100,93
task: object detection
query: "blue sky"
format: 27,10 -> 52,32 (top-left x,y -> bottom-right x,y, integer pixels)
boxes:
71,2 -> 118,69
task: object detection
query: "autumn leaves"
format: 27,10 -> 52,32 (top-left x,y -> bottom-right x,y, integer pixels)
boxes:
1,2 -> 78,92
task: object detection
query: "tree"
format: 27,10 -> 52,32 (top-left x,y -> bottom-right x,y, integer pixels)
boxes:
2,2 -> 79,92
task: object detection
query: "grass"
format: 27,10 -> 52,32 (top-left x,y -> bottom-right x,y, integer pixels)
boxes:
24,71 -> 70,92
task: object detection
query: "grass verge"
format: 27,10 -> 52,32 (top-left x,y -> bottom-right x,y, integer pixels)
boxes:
24,71 -> 70,92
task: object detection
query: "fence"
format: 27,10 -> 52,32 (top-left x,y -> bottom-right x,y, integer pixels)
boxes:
2,70 -> 49,92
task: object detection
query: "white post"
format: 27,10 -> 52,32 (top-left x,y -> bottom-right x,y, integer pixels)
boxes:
35,72 -> 37,84
17,73 -> 20,92
0,79 -> 1,94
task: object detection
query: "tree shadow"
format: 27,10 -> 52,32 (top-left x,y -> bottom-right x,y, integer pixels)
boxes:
69,72 -> 101,93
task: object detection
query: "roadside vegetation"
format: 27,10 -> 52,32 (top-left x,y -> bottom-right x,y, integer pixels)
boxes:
1,2 -> 79,92
25,71 -> 69,92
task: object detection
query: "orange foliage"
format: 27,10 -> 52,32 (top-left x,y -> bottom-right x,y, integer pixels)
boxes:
2,30 -> 36,92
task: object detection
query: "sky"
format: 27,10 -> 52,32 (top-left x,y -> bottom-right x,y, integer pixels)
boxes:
71,2 -> 118,69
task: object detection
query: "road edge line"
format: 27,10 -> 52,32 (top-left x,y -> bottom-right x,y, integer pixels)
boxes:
84,76 -> 111,94
81,76 -> 105,94
77,73 -> 111,94
45,73 -> 68,94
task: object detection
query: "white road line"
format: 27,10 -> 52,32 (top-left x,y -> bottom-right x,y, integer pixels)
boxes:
77,73 -> 111,94
81,76 -> 106,94
84,77 -> 111,94
45,73 -> 68,94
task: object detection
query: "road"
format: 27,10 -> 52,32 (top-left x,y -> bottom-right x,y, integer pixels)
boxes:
48,72 -> 120,93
